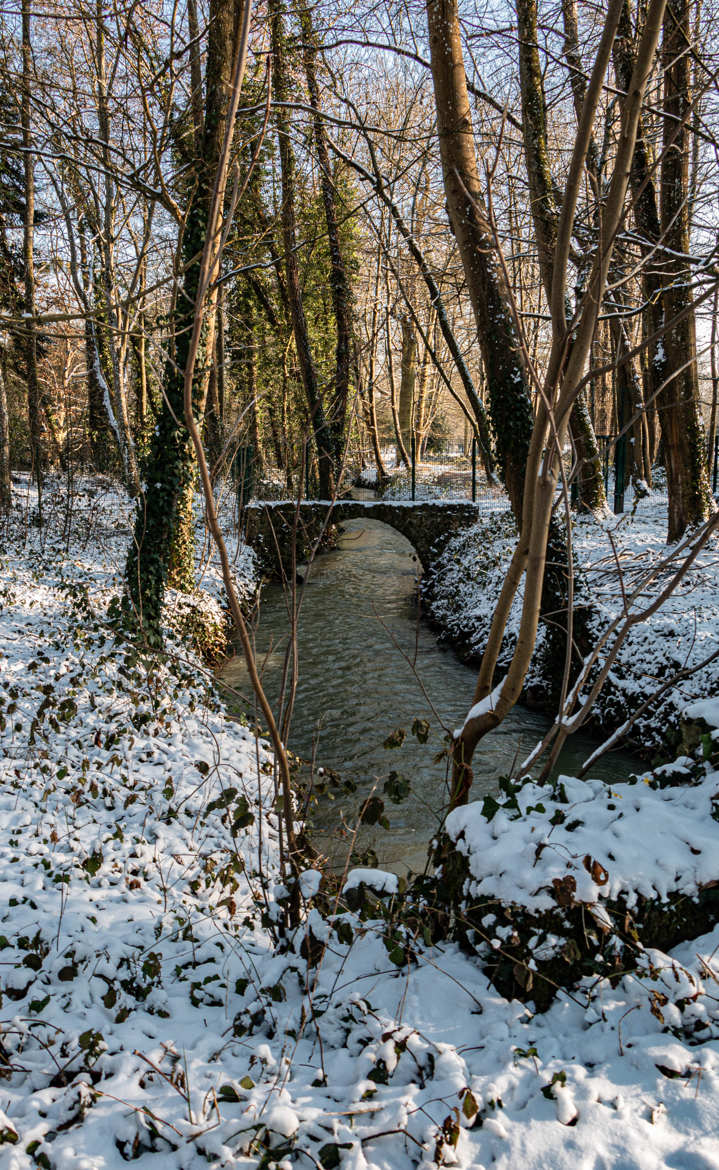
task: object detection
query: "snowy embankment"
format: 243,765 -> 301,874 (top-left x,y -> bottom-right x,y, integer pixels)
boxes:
3,477 -> 719,1169
424,484 -> 719,758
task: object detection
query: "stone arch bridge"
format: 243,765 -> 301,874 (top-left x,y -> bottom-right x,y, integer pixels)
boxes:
243,498 -> 480,577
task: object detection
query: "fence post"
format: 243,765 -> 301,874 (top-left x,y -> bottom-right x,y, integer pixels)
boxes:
613,433 -> 626,514
601,435 -> 610,493
411,432 -> 416,501
235,444 -> 255,515
471,436 -> 477,502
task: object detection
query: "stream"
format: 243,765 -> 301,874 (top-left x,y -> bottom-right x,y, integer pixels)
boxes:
221,517 -> 641,876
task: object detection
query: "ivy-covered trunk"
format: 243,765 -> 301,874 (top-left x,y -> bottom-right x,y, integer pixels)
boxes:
125,0 -> 243,636
203,296 -> 226,477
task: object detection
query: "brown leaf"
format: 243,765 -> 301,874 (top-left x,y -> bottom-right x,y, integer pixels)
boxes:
552,874 -> 577,907
583,855 -> 609,885
513,962 -> 534,992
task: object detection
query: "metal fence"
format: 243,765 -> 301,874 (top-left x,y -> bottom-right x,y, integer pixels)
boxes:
233,433 -> 719,514
376,437 -> 508,507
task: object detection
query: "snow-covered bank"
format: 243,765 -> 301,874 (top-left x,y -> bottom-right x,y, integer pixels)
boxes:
3,478 -> 719,1169
423,485 -> 719,759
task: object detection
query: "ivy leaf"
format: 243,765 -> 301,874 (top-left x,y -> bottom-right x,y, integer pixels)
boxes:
232,795 -> 255,830
218,1084 -> 241,1102
481,794 -> 501,822
411,718 -> 430,743
461,1088 -> 479,1120
383,727 -> 406,750
541,1070 -> 567,1099
82,850 -> 103,877
384,772 -> 410,804
206,787 -> 238,814
318,1142 -> 352,1168
359,795 -> 386,826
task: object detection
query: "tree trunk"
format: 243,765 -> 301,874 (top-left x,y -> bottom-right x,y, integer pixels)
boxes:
269,0 -> 334,498
204,284 -> 225,473
398,316 -> 417,458
21,0 -> 42,515
298,0 -> 353,478
659,0 -> 713,539
708,285 -> 719,476
414,322 -> 432,456
362,242 -> 389,480
126,0 -> 245,633
614,0 -> 713,539
426,0 -> 533,516
518,0 -> 606,512
0,354 -> 10,509
78,228 -> 115,472
608,275 -> 652,485
132,252 -> 150,440
384,295 -> 410,468
94,0 -> 140,495
187,0 -> 205,149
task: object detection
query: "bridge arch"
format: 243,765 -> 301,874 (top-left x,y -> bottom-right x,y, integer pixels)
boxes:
243,499 -> 480,577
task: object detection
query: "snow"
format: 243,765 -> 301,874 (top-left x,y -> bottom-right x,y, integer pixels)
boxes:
2,474 -> 719,1169
425,483 -> 719,757
459,679 -> 504,734
445,770 -> 719,912
298,868 -> 322,899
343,867 -> 399,895
684,697 -> 719,728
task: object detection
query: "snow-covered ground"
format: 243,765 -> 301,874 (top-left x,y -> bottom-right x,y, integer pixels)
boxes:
425,482 -> 719,757
2,475 -> 719,1169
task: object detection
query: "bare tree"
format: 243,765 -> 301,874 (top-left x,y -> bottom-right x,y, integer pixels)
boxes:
21,0 -> 42,515
436,0 -> 672,804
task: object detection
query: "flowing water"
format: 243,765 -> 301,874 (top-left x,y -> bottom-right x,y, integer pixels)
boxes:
221,517 -> 641,876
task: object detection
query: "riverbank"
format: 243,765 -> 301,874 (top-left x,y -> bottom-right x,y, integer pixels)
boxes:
422,484 -> 719,761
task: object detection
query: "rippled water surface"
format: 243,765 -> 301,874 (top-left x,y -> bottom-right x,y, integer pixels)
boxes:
221,518 -> 640,874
